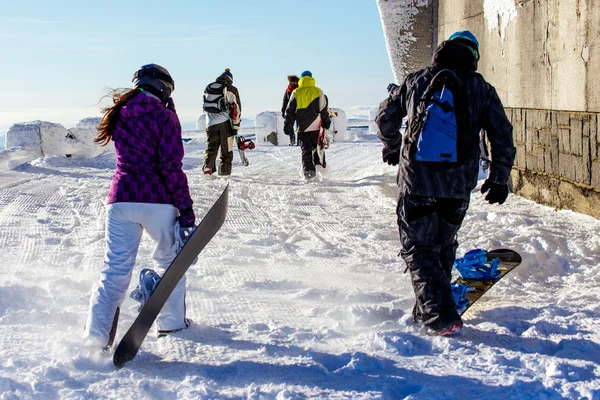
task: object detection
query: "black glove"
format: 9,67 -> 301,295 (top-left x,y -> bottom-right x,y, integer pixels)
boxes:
382,147 -> 400,166
481,179 -> 509,205
178,207 -> 196,228
230,129 -> 238,137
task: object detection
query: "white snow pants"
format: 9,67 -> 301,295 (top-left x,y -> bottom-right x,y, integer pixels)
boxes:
84,202 -> 187,346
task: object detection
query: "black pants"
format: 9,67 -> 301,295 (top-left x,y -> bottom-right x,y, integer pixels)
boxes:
397,193 -> 469,331
284,123 -> 296,145
203,121 -> 234,176
298,130 -> 319,175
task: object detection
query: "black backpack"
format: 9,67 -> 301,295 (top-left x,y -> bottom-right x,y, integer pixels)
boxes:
407,69 -> 476,163
203,82 -> 228,114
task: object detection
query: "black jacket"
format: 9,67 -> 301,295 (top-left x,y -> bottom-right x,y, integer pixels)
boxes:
284,76 -> 331,134
376,40 -> 515,199
281,84 -> 296,118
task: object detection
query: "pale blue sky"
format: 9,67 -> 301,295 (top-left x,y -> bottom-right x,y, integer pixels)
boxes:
0,1 -> 393,128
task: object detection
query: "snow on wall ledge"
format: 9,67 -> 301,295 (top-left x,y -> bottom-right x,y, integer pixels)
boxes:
377,0 -> 429,83
0,118 -> 109,170
483,0 -> 517,40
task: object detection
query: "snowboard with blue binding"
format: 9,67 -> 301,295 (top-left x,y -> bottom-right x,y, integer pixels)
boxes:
451,249 -> 522,315
113,184 -> 229,368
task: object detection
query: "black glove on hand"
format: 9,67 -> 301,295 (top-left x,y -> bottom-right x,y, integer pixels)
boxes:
382,147 -> 400,166
230,129 -> 238,137
178,207 -> 196,228
481,179 -> 509,205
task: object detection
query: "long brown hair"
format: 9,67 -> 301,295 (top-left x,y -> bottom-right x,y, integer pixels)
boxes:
94,88 -> 141,146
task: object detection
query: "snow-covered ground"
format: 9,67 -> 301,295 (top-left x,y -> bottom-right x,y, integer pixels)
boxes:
0,130 -> 599,399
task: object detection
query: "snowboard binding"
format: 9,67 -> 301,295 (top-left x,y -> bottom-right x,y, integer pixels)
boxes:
451,281 -> 472,314
235,134 -> 256,167
236,136 -> 255,151
453,249 -> 501,280
130,269 -> 161,311
173,220 -> 198,265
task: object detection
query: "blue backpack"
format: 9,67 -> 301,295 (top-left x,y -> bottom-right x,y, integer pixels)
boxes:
410,69 -> 474,163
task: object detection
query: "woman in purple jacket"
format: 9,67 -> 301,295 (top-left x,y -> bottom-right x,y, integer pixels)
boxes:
84,64 -> 195,350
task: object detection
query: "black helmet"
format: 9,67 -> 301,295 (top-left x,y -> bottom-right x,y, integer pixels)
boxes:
132,64 -> 175,103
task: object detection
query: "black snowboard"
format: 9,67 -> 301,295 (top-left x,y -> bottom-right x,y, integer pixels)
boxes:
453,249 -> 522,316
113,184 -> 229,368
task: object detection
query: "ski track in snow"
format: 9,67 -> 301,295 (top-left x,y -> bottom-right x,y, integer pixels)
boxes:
0,135 -> 599,399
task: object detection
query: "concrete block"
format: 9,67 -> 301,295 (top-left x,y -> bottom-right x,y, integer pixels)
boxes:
513,109 -> 526,143
538,128 -> 552,147
550,112 -> 559,137
544,146 -> 557,174
559,128 -> 571,154
581,132 -> 591,185
557,112 -> 570,128
543,110 -> 553,129
526,153 -> 540,172
570,113 -> 583,121
559,153 -> 577,181
527,109 -> 552,129
525,128 -> 537,153
592,114 -> 599,161
582,115 -> 591,137
592,161 -> 600,188
515,143 -> 527,168
525,110 -> 535,129
570,117 -> 583,156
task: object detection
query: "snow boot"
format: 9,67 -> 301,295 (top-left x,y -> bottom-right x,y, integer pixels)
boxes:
427,321 -> 463,337
158,318 -> 192,338
304,170 -> 316,180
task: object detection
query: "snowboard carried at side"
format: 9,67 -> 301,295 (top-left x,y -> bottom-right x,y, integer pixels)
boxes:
235,133 -> 256,167
113,184 -> 230,369
451,248 -> 522,316
314,109 -> 339,169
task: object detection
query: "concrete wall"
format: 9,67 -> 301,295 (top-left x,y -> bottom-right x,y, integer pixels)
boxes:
436,0 -> 599,112
508,108 -> 600,218
380,0 -> 600,218
436,0 -> 600,217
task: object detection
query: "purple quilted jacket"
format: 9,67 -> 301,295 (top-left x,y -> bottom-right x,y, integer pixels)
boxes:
107,91 -> 193,212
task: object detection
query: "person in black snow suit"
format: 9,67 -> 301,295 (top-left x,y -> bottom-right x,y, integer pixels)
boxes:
375,30 -> 516,336
282,75 -> 299,145
284,70 -> 331,179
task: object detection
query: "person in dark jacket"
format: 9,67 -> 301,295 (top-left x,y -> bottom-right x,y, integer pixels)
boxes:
284,70 -> 331,179
202,68 -> 242,176
375,31 -> 516,336
282,75 -> 299,145
85,64 -> 195,350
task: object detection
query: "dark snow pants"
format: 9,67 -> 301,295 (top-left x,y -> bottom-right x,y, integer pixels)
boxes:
397,193 -> 469,331
284,123 -> 296,145
298,130 -> 319,175
204,120 -> 234,176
